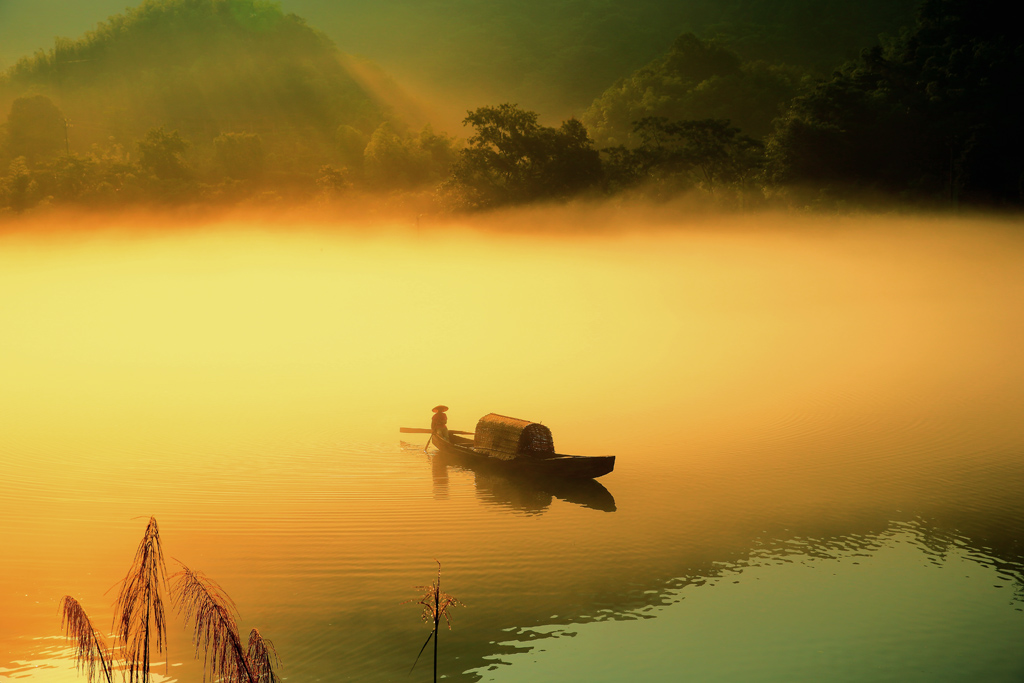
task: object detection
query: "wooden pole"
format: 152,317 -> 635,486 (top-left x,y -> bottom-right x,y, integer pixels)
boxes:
401,427 -> 473,435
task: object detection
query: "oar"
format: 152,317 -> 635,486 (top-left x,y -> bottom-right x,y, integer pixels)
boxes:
400,427 -> 474,435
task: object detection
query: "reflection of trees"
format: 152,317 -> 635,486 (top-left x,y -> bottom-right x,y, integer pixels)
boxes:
429,452 -> 616,514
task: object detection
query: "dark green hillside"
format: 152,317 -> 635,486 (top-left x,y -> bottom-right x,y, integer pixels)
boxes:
0,0 -> 921,125
0,0 -> 391,168
282,0 -> 918,119
582,34 -> 806,148
579,0 -> 918,149
684,0 -> 920,70
766,0 -> 1024,206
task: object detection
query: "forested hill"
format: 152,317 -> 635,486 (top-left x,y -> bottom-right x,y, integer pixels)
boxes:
0,0 -> 412,168
4,0 -> 1017,211
2,0 -> 920,124
581,0 -> 1023,206
277,0 -> 920,120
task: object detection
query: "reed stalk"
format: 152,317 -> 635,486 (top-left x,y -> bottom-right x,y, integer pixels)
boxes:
171,562 -> 279,683
59,596 -> 115,683
245,628 -> 280,683
112,516 -> 168,683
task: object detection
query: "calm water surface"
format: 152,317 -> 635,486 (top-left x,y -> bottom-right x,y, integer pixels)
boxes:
1,213 -> 1023,682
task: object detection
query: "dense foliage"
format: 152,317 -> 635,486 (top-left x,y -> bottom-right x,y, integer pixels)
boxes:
1,0 -> 1020,214
686,0 -> 919,71
442,104 -> 601,209
583,34 -> 806,147
603,117 -> 764,198
766,0 -> 1024,205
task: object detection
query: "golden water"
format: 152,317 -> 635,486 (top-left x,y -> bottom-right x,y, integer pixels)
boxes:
2,212 -> 1023,682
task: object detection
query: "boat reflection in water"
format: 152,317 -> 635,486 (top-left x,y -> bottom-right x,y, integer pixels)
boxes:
430,450 -> 616,513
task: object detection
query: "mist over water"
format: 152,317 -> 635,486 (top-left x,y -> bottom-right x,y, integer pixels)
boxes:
2,211 -> 1023,682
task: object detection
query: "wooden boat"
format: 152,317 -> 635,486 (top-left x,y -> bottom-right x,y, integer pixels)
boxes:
427,413 -> 615,480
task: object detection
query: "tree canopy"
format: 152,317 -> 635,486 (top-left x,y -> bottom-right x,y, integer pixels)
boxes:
767,0 -> 1024,205
583,34 -> 806,147
443,104 -> 601,209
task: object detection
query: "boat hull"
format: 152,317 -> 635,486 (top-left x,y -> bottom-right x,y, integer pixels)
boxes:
433,433 -> 615,479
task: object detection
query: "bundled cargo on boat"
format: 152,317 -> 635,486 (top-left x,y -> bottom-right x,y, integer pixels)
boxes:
472,413 -> 555,460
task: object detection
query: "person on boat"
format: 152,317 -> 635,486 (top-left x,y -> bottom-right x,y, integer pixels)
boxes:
430,405 -> 450,440
426,405 -> 449,452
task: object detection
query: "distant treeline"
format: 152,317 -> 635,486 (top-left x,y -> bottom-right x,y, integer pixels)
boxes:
276,0 -> 919,120
582,0 -> 1024,208
1,0 -> 1021,215
0,0 -> 920,122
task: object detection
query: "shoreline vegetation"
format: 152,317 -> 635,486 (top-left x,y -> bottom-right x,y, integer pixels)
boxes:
1,0 -> 1021,221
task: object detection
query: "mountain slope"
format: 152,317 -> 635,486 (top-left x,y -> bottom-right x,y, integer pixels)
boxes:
0,0 -> 400,165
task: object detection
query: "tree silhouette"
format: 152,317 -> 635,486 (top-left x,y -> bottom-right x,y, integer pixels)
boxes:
582,34 -> 804,147
137,128 -> 190,181
2,157 -> 35,212
605,116 -> 763,194
445,103 -> 601,209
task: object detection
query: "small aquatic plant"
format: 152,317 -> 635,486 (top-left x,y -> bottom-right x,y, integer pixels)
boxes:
406,560 -> 462,682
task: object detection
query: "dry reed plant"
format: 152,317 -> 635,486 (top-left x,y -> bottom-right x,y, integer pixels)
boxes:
406,561 -> 461,682
59,596 -> 116,683
58,517 -> 280,683
171,563 -> 279,683
244,630 -> 280,683
112,516 -> 168,683
245,628 -> 280,683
